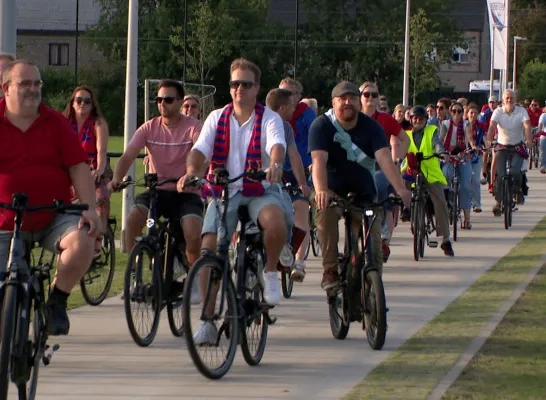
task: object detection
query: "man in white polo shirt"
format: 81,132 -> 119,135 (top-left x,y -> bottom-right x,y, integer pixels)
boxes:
486,89 -> 533,215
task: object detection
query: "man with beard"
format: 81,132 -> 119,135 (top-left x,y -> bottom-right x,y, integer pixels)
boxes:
309,81 -> 411,290
0,60 -> 99,335
110,79 -> 204,303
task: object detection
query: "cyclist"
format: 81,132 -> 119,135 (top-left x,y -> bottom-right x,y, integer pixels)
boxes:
178,58 -> 291,316
401,106 -> 455,256
109,80 -> 204,303
0,60 -> 99,335
439,102 -> 473,229
62,86 -> 111,256
309,81 -> 411,291
486,89 -> 533,215
266,88 -> 311,281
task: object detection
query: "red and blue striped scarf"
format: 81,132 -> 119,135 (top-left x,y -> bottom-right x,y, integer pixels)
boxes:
203,102 -> 265,197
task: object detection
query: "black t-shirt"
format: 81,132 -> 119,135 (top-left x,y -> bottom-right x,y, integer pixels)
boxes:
308,112 -> 388,201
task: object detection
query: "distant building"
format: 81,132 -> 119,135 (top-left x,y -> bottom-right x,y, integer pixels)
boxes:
16,0 -> 103,70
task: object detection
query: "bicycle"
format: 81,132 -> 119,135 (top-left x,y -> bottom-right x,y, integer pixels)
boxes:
116,173 -> 190,346
326,194 -> 403,350
444,150 -> 473,242
529,127 -> 539,170
0,194 -> 87,400
182,168 -> 278,380
406,152 -> 443,261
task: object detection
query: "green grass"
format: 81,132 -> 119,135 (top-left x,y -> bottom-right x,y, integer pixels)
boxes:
342,216 -> 546,400
442,264 -> 546,400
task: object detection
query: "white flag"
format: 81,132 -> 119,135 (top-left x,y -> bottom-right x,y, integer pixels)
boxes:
486,0 -> 508,70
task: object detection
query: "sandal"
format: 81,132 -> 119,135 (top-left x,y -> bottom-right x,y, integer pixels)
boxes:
462,221 -> 472,230
492,205 -> 501,217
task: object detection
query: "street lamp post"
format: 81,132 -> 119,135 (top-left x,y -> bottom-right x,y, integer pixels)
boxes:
75,0 -> 79,86
402,0 -> 411,105
512,36 -> 527,92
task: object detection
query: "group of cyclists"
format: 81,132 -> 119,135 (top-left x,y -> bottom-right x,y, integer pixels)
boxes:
0,52 -> 544,389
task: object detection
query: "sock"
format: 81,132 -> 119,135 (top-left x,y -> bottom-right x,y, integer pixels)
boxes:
51,286 -> 70,301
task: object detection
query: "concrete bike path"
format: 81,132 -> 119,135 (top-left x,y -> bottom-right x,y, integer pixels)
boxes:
18,171 -> 546,400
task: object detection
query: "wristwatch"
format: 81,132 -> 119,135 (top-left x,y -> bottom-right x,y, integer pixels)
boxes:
272,162 -> 283,171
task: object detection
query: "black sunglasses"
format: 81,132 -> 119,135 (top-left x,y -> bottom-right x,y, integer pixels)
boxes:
451,109 -> 463,114
229,80 -> 254,90
362,91 -> 379,99
155,96 -> 177,104
436,105 -> 444,110
75,97 -> 92,105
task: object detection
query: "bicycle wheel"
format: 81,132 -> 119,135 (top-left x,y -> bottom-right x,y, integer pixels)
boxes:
19,293 -> 45,400
503,179 -> 512,230
528,147 -> 534,170
123,241 -> 162,347
328,287 -> 349,340
80,225 -> 116,306
0,285 -> 18,400
183,256 -> 238,380
240,248 -> 269,366
167,283 -> 184,337
303,233 -> 311,260
412,201 -> 423,262
281,268 -> 294,299
310,227 -> 321,257
363,269 -> 387,350
452,187 -> 459,242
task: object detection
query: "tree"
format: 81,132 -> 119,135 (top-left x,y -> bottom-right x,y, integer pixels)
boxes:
518,59 -> 546,101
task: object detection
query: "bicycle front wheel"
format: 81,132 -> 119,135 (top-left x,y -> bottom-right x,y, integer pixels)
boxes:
183,256 -> 238,380
412,201 -> 424,262
124,242 -> 162,347
80,225 -> 116,306
503,178 -> 512,230
0,284 -> 18,400
452,187 -> 459,241
363,269 -> 387,350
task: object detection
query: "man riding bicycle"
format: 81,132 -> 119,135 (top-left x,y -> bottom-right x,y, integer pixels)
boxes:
401,106 -> 454,256
486,89 -> 533,215
309,81 -> 411,291
0,60 -> 99,335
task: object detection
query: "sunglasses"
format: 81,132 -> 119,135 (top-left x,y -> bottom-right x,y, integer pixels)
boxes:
436,105 -> 444,110
362,91 -> 379,99
451,109 -> 463,114
74,97 -> 92,105
155,96 -> 177,104
229,80 -> 254,90
183,103 -> 198,109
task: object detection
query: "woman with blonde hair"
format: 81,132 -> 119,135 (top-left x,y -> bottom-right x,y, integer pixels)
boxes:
393,104 -> 411,130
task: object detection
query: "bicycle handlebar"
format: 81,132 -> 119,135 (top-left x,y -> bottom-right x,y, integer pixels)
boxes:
114,175 -> 180,192
0,195 -> 89,214
329,194 -> 403,210
186,169 -> 267,191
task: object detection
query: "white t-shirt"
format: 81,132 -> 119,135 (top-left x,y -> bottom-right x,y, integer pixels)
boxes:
491,105 -> 529,145
193,104 -> 286,195
539,113 -> 546,132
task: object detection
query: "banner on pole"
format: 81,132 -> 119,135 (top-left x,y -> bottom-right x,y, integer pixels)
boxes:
486,0 -> 508,70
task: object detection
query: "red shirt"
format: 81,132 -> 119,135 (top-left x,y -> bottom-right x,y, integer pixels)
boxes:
0,100 -> 87,231
528,107 -> 541,127
371,111 -> 401,141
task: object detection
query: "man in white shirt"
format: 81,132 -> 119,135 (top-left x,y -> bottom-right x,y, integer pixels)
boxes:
178,59 -> 289,338
486,89 -> 533,214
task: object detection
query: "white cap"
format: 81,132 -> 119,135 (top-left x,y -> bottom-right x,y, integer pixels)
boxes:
488,95 -> 497,102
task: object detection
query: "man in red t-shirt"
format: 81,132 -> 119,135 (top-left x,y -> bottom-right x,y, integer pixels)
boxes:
360,81 -> 410,262
0,60 -> 99,336
528,99 -> 542,128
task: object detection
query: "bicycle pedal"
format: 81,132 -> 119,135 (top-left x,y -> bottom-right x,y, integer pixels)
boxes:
429,240 -> 438,248
265,313 -> 277,325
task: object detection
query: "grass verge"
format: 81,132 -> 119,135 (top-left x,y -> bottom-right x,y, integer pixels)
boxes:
442,263 -> 546,400
342,216 -> 546,400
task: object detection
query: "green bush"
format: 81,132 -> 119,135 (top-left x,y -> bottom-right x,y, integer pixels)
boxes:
518,59 -> 546,102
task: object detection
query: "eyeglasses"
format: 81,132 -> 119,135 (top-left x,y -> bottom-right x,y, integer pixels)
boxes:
362,91 -> 379,99
15,79 -> 43,89
436,105 -> 444,110
75,97 -> 92,105
451,109 -> 463,114
183,103 -> 198,109
155,96 -> 177,104
229,80 -> 254,90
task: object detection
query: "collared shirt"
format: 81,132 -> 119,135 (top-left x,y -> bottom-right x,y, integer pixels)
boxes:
193,104 -> 285,195
491,105 -> 529,146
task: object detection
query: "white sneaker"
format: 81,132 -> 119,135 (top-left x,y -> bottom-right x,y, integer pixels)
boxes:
193,321 -> 218,346
279,243 -> 294,267
291,260 -> 306,283
263,271 -> 281,305
190,279 -> 201,305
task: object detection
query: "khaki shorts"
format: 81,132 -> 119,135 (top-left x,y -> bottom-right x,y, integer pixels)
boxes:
0,213 -> 82,273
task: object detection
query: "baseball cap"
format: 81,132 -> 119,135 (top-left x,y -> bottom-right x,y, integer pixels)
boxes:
331,81 -> 360,98
488,95 -> 497,102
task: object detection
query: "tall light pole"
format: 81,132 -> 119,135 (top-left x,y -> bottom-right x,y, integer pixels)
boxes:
504,0 -> 511,93
183,0 -> 187,83
512,36 -> 527,92
121,0 -> 139,252
294,0 -> 299,80
402,0 -> 411,105
75,0 -> 79,86
0,0 -> 17,54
